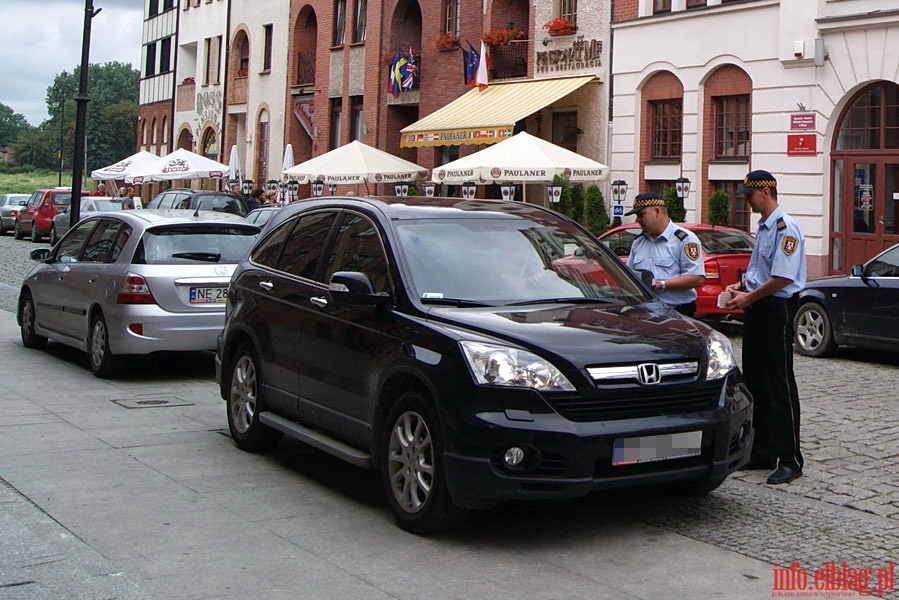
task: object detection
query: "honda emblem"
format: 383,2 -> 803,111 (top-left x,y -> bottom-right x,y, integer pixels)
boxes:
637,363 -> 661,385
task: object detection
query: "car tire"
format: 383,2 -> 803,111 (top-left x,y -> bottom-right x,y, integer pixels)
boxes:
88,312 -> 122,378
30,223 -> 42,243
49,225 -> 58,245
14,220 -> 24,240
0,221 -> 7,235
19,291 -> 48,349
380,391 -> 468,534
794,301 -> 836,357
226,343 -> 283,451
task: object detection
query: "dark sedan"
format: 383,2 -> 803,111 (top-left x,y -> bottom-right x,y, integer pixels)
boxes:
794,243 -> 899,357
216,196 -> 753,534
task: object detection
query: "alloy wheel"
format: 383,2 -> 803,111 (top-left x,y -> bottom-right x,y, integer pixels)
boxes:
387,410 -> 435,514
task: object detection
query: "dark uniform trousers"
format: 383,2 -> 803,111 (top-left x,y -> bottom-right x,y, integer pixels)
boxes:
742,295 -> 804,471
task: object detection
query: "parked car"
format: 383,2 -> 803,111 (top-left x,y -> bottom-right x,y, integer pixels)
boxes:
18,210 -> 260,377
244,205 -> 280,228
599,223 -> 755,320
0,193 -> 30,235
215,196 -> 753,534
50,197 -> 125,245
15,188 -> 89,242
145,188 -> 247,216
794,243 -> 899,357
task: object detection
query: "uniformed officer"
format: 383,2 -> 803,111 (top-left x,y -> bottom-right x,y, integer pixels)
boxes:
725,170 -> 806,485
625,192 -> 705,316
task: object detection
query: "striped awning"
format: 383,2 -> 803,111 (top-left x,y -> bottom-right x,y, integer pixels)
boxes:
399,76 -> 598,148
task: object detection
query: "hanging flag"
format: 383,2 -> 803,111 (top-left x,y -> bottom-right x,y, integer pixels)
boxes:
463,40 -> 479,86
476,40 -> 489,91
402,46 -> 417,91
388,49 -> 402,98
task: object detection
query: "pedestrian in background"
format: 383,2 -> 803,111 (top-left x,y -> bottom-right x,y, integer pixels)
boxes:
247,188 -> 264,212
725,170 -> 806,485
95,183 -> 108,196
625,192 -> 705,316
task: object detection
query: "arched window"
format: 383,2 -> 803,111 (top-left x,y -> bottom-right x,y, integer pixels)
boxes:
201,128 -> 218,161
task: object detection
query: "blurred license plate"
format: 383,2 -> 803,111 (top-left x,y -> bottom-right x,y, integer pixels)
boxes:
612,431 -> 702,466
190,287 -> 227,303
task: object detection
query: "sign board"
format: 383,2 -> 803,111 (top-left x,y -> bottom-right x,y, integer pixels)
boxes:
790,113 -> 816,130
613,204 -> 624,217
787,134 -> 817,156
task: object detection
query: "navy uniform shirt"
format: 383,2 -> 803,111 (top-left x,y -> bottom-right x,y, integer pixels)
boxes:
746,205 -> 806,297
629,220 -> 705,306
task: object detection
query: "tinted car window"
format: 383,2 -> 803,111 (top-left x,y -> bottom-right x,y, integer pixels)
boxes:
135,225 -> 258,264
50,192 -> 72,206
278,211 -> 338,281
324,213 -> 389,293
196,194 -> 245,215
82,220 -> 131,263
250,220 -> 292,268
865,245 -> 899,277
56,220 -> 97,263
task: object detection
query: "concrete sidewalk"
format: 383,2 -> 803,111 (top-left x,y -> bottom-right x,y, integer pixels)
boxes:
0,309 -> 783,600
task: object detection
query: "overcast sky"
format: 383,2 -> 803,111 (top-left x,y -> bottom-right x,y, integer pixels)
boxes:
0,0 -> 143,126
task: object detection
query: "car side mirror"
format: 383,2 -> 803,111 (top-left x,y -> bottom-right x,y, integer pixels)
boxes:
328,271 -> 391,305
850,264 -> 864,277
30,248 -> 51,262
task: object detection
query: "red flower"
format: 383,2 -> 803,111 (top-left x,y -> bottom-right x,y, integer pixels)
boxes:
542,16 -> 577,35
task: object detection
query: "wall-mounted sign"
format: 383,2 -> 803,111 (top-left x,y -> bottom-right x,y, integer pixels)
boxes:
787,134 -> 816,156
535,39 -> 603,75
790,113 -> 816,130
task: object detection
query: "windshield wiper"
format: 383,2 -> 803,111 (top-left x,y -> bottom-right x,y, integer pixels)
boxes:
506,297 -> 614,306
420,297 -> 494,307
171,252 -> 222,262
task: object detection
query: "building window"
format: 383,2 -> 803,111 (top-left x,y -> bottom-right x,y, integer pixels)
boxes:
256,116 -> 269,182
650,99 -> 682,159
145,42 -> 157,77
836,82 -> 899,150
560,0 -> 577,22
159,36 -> 172,73
715,94 -> 750,158
353,0 -> 367,42
148,0 -> 159,17
263,24 -> 273,71
351,96 -> 363,141
552,112 -> 578,153
444,0 -> 461,36
330,98 -> 343,150
712,181 -> 750,232
239,39 -> 249,75
333,0 -> 346,45
201,128 -> 218,161
653,0 -> 671,14
686,0 -> 706,7
204,36 -> 222,85
162,0 -> 175,9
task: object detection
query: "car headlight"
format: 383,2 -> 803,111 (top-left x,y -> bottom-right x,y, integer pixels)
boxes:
459,340 -> 575,391
706,329 -> 737,381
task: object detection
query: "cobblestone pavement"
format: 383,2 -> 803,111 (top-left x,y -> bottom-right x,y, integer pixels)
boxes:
0,231 -> 896,595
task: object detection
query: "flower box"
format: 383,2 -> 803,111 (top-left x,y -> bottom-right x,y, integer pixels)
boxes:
435,32 -> 460,51
543,16 -> 578,36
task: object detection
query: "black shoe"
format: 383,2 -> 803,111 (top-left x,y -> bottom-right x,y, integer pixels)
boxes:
741,458 -> 776,471
767,465 -> 802,485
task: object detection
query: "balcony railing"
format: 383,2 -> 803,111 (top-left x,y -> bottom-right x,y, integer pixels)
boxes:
489,40 -> 529,80
295,51 -> 315,85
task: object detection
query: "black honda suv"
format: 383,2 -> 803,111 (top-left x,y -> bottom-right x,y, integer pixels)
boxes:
216,196 -> 753,533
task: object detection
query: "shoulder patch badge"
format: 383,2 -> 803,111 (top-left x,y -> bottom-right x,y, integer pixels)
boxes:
684,242 -> 701,261
782,235 -> 798,256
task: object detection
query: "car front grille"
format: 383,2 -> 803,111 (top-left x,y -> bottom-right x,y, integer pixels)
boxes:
548,382 -> 721,422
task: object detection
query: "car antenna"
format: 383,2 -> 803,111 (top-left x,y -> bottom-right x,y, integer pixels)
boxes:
193,205 -> 201,218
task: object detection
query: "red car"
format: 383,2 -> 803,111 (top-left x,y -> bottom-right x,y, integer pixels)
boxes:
599,223 -> 755,320
15,188 -> 88,243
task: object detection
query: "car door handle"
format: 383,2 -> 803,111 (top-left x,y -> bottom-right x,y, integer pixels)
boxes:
310,296 -> 328,308
258,281 -> 274,291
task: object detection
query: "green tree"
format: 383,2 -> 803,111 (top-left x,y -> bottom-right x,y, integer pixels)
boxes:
46,61 -> 139,173
11,128 -> 55,168
570,183 -> 585,223
555,175 -> 575,219
0,103 -> 31,147
708,188 -> 730,226
663,186 -> 686,222
583,184 -> 610,235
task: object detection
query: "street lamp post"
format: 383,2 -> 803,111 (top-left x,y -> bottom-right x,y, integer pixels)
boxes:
500,181 -> 516,201
287,180 -> 299,204
394,183 -> 409,197
611,179 -> 628,205
52,100 -> 65,186
422,181 -> 437,197
461,181 -> 477,199
328,183 -> 338,195
311,181 -> 325,197
675,176 -> 691,201
546,181 -> 562,204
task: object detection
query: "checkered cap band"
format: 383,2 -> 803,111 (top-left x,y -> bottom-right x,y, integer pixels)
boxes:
742,177 -> 777,189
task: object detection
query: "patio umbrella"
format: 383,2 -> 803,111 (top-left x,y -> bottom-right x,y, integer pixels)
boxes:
282,141 -> 427,192
432,132 -> 609,184
227,145 -> 242,183
281,144 -> 295,173
90,150 -> 161,183
131,148 -> 231,183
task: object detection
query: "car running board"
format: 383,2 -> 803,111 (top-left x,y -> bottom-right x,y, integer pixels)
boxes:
259,411 -> 372,468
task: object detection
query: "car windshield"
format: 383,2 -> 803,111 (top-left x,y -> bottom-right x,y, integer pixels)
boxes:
51,193 -> 72,206
694,229 -> 755,254
395,217 -> 650,306
135,225 -> 258,264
